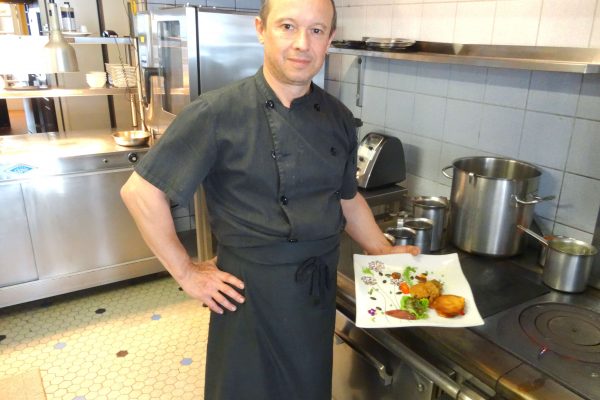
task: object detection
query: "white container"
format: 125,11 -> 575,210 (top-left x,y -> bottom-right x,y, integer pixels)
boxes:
85,71 -> 106,88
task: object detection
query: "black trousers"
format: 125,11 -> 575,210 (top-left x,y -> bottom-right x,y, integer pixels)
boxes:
204,237 -> 340,400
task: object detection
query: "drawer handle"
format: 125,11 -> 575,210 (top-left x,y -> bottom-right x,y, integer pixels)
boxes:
334,330 -> 393,386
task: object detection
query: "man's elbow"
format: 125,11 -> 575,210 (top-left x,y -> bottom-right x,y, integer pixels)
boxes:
120,174 -> 139,208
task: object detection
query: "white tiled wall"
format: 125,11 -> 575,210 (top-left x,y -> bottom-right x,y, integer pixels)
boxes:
327,0 -> 600,241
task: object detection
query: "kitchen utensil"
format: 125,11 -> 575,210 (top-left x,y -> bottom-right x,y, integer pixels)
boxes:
517,225 -> 597,293
331,40 -> 366,49
442,157 -> 554,256
105,63 -> 136,88
412,196 -> 448,252
112,130 -> 150,147
362,37 -> 416,51
385,227 -> 416,246
538,234 -> 569,267
85,71 -> 107,88
403,217 -> 433,254
356,133 -> 406,189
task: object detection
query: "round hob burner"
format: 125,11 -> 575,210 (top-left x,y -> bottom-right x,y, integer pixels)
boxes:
519,303 -> 600,363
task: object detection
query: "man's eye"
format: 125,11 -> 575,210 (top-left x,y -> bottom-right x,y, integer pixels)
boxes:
283,24 -> 293,30
312,28 -> 323,34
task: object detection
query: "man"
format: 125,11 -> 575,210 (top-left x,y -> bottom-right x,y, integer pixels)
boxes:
121,0 -> 418,398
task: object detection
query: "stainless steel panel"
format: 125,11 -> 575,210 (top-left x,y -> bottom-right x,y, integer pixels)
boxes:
197,10 -> 263,93
0,183 -> 38,287
22,169 -> 154,278
142,6 -> 197,136
157,6 -> 198,115
333,309 -> 438,400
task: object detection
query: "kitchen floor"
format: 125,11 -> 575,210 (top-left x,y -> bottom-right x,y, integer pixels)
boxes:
0,273 -> 210,400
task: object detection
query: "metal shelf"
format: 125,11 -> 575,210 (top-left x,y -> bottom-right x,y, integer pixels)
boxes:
0,34 -> 134,46
329,41 -> 600,74
0,87 -> 136,99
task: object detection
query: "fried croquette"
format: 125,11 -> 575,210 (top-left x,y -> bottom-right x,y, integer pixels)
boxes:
409,280 -> 443,302
430,294 -> 465,318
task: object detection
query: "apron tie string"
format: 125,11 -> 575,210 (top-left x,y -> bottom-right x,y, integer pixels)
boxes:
295,256 -> 329,302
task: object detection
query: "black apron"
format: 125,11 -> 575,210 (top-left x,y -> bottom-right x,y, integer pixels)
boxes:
204,235 -> 340,400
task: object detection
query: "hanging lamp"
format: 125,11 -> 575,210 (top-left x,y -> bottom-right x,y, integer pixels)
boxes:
44,0 -> 78,72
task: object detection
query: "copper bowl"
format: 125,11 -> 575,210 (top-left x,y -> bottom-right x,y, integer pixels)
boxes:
112,130 -> 150,147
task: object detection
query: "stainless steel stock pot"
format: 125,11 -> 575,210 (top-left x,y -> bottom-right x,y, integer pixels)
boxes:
442,157 -> 553,256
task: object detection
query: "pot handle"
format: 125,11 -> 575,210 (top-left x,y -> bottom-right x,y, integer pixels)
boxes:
512,194 -> 556,205
441,165 -> 453,179
517,224 -> 549,246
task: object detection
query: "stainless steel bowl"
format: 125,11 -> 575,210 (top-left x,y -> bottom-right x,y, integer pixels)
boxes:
112,130 -> 150,147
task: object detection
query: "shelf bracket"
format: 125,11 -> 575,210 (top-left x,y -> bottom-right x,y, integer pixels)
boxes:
356,56 -> 365,108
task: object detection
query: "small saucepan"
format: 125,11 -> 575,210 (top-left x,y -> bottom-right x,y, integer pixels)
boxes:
517,225 -> 598,293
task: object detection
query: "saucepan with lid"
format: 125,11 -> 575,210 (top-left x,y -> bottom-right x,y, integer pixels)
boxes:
517,225 -> 598,293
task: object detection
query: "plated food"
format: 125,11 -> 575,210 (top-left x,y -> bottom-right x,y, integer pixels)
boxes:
354,253 -> 484,328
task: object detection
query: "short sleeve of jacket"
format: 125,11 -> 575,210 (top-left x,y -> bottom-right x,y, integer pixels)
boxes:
339,106 -> 358,200
134,97 -> 217,205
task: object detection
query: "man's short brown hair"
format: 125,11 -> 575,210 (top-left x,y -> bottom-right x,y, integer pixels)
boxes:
259,0 -> 337,35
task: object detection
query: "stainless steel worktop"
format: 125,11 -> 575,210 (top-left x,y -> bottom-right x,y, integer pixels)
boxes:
336,248 -> 598,400
0,130 -> 149,183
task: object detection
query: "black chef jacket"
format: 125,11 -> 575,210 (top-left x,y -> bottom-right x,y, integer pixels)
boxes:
135,68 -> 358,247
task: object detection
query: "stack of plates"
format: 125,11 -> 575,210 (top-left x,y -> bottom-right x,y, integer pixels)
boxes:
105,63 -> 137,88
331,40 -> 367,49
363,37 -> 416,51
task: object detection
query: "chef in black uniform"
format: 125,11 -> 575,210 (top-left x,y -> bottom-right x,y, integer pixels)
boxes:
121,0 -> 419,398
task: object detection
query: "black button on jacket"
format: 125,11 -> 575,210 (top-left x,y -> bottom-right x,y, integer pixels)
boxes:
136,68 -> 358,247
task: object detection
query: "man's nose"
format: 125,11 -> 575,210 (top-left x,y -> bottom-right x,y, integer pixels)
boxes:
293,30 -> 309,50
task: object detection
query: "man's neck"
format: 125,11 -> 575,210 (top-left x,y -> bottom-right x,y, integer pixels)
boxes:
262,68 -> 310,108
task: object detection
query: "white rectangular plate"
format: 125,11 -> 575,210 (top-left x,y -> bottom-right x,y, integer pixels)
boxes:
354,253 -> 484,328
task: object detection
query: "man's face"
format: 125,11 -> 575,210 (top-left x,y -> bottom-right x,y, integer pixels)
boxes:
256,0 -> 335,89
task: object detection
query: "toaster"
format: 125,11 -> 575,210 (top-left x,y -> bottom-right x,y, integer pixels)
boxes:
356,132 -> 406,189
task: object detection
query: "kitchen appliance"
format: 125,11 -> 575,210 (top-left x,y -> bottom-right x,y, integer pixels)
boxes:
412,196 -> 448,252
474,291 -> 600,400
0,132 -> 161,307
356,132 -> 406,189
135,7 -> 265,138
442,156 -> 553,257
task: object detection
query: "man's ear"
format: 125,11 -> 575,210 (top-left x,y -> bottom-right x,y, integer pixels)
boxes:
255,16 -> 265,44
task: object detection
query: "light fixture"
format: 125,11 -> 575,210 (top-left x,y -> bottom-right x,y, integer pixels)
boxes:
44,0 -> 78,72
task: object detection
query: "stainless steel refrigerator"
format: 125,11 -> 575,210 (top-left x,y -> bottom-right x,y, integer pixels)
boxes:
135,6 -> 265,139
135,6 -> 264,261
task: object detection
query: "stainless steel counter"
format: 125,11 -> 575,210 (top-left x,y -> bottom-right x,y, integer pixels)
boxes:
0,130 -> 161,308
